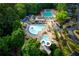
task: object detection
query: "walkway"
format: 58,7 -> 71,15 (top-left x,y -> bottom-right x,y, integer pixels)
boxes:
45,20 -> 59,47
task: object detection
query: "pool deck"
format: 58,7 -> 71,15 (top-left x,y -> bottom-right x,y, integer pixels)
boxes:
24,17 -> 60,47
46,20 -> 59,46
23,9 -> 60,47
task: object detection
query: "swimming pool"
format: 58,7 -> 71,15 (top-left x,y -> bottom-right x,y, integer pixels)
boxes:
41,34 -> 51,46
42,9 -> 54,18
28,24 -> 47,35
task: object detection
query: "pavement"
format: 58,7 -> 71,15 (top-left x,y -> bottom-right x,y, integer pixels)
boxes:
66,26 -> 79,44
70,51 -> 79,56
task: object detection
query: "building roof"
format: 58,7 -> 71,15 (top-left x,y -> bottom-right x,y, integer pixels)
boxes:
21,17 -> 29,23
35,16 -> 45,21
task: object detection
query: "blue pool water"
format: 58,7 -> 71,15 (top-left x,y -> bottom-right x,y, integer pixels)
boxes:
42,9 -> 53,17
42,34 -> 49,41
28,24 -> 46,35
41,34 -> 51,46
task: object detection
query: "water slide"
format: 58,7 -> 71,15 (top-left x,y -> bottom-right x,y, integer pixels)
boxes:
40,44 -> 51,55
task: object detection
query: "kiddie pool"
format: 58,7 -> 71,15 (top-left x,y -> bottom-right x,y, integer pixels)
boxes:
40,34 -> 51,46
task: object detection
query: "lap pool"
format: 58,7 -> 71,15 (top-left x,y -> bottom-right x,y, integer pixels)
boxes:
28,24 -> 47,35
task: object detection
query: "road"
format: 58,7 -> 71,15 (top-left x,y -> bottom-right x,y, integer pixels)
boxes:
66,26 -> 79,44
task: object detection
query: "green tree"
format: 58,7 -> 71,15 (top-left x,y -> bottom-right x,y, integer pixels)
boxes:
53,48 -> 63,56
56,11 -> 68,23
0,4 -> 24,55
0,28 -> 24,56
22,38 -> 41,56
25,4 -> 40,14
0,4 -> 20,36
12,20 -> 21,31
0,36 -> 11,55
15,3 -> 26,18
56,3 -> 67,11
50,44 -> 57,55
10,28 -> 24,55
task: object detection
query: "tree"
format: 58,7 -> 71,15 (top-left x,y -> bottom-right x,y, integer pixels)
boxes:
0,28 -> 24,56
15,3 -> 26,18
56,3 -> 67,11
56,11 -> 68,23
0,4 -> 20,37
12,20 -> 21,31
0,4 -> 25,55
50,44 -> 57,55
53,48 -> 63,56
25,4 -> 40,15
0,36 -> 11,55
10,28 -> 24,55
22,38 -> 41,56
50,44 -> 63,56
